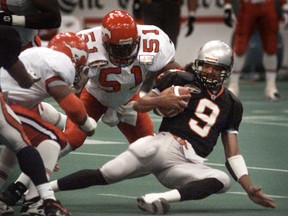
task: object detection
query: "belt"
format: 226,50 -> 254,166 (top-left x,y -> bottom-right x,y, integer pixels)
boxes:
172,134 -> 188,149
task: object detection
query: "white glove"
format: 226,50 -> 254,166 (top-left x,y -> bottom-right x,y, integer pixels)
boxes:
79,115 -> 97,136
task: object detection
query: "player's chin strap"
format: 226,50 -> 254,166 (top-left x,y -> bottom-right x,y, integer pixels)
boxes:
225,155 -> 248,182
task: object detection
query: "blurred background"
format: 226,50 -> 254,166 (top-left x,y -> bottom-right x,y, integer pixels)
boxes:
42,0 -> 288,81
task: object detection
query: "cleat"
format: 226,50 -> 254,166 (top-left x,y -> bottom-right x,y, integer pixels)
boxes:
0,181 -> 27,206
265,89 -> 280,101
43,199 -> 71,216
137,196 -> 170,215
20,196 -> 44,216
0,200 -> 14,216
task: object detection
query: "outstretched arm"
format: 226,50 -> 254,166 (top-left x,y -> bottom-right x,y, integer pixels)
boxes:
221,132 -> 276,208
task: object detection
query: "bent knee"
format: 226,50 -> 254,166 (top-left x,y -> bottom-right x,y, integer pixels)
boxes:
210,170 -> 231,193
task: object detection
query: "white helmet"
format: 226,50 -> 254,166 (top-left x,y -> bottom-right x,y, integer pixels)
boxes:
193,40 -> 234,90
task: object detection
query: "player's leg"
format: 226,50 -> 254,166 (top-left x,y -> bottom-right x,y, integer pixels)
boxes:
228,9 -> 256,97
137,135 -> 230,214
259,8 -> 280,101
50,135 -> 157,191
0,101 -> 70,215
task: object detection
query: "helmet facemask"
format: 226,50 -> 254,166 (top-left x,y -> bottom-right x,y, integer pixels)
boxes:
193,60 -> 231,90
103,36 -> 140,67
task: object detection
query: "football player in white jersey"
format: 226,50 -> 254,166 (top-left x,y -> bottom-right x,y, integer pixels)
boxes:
0,0 -> 61,50
0,26 -> 71,216
60,9 -> 182,153
0,30 -> 96,215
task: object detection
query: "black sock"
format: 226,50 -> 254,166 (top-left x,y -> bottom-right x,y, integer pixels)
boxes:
58,169 -> 108,191
178,178 -> 224,201
17,146 -> 47,186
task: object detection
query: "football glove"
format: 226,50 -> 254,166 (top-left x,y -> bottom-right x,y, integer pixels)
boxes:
223,3 -> 233,28
0,11 -> 12,25
185,15 -> 196,37
133,0 -> 142,19
282,3 -> 288,29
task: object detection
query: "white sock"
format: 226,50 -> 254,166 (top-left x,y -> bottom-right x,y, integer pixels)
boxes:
227,54 -> 245,96
36,183 -> 56,201
160,189 -> 181,202
50,180 -> 59,192
25,140 -> 60,200
263,53 -> 277,90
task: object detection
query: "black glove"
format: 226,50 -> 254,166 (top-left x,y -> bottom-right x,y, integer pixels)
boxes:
185,16 -> 195,37
133,0 -> 142,20
223,4 -> 233,28
0,11 -> 12,25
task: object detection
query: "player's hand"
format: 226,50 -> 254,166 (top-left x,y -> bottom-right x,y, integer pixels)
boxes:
185,16 -> 196,37
247,186 -> 276,208
133,0 -> 142,19
0,11 -> 12,25
282,4 -> 288,29
223,3 -> 233,28
159,86 -> 191,112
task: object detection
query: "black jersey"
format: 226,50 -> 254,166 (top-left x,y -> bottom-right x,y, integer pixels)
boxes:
155,71 -> 243,158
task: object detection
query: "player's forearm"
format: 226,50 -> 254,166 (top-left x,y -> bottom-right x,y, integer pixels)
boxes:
238,175 -> 254,194
133,94 -> 161,112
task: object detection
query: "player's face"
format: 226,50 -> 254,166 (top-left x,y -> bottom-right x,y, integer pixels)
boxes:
201,63 -> 223,84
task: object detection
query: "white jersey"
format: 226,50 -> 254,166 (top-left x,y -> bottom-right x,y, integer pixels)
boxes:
0,47 -> 75,108
77,25 -> 175,108
0,0 -> 39,45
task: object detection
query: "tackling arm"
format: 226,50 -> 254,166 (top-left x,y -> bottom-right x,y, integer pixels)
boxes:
221,132 -> 276,208
47,83 -> 96,136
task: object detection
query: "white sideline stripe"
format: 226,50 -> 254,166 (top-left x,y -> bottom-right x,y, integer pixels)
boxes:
70,152 -> 288,173
206,162 -> 288,173
226,192 -> 288,199
96,192 -> 288,199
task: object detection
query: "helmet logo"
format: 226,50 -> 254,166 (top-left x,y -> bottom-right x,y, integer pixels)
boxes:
64,42 -> 87,64
205,56 -> 218,63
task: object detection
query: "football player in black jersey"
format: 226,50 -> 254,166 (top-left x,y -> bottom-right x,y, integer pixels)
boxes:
49,40 -> 276,214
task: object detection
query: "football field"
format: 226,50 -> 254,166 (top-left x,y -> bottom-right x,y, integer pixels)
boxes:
3,81 -> 288,216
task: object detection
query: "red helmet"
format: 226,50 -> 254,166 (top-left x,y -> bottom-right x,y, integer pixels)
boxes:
48,32 -> 88,68
101,10 -> 140,67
